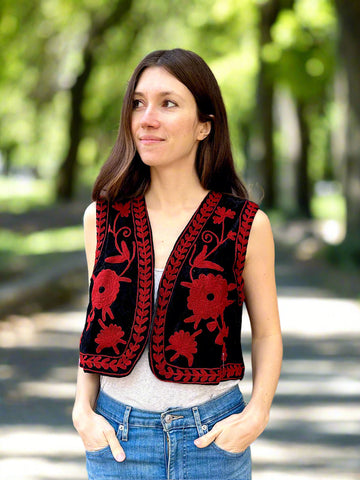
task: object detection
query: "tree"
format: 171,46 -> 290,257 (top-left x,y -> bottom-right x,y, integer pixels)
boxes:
257,0 -> 336,215
56,0 -> 133,200
256,0 -> 284,209
334,0 -> 360,257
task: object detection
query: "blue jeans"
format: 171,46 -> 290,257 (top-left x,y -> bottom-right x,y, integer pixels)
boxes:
86,385 -> 251,480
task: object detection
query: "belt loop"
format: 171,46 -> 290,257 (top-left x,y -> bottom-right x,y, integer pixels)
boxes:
121,405 -> 131,441
192,406 -> 208,437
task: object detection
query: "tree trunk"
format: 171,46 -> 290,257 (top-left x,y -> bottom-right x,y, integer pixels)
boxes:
256,0 -> 281,208
56,52 -> 93,200
56,0 -> 133,201
256,0 -> 295,208
295,101 -> 311,217
334,0 -> 360,251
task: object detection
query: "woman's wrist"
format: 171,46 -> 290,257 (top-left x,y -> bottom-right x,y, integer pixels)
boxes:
243,401 -> 270,430
72,402 -> 96,428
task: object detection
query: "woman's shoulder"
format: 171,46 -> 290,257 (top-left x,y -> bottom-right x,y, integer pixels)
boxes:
83,201 -> 97,225
247,209 -> 273,250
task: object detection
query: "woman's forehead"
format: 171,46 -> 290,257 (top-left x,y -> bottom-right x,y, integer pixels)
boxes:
134,67 -> 193,99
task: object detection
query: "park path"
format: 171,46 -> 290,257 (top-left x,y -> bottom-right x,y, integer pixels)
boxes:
0,260 -> 359,479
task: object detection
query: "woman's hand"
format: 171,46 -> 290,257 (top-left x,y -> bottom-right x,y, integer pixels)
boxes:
194,404 -> 269,453
73,408 -> 125,462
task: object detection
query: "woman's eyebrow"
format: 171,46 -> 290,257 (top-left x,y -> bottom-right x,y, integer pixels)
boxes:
133,90 -> 183,99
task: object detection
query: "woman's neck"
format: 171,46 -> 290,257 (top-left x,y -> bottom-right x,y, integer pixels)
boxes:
145,167 -> 209,212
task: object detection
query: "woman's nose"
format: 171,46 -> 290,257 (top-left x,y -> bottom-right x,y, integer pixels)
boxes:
140,105 -> 160,128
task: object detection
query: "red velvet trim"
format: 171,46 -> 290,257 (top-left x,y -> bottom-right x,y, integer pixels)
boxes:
80,196 -> 153,375
95,200 -> 108,266
150,191 -> 237,384
234,201 -> 259,305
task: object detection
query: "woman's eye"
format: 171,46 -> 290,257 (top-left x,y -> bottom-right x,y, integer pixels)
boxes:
164,100 -> 177,108
133,99 -> 143,109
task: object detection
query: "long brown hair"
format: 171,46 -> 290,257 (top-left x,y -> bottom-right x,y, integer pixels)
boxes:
92,48 -> 248,201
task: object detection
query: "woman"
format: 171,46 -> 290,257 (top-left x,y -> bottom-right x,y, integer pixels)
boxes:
73,48 -> 282,480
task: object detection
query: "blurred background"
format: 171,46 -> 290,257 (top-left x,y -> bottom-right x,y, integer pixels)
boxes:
0,0 -> 359,479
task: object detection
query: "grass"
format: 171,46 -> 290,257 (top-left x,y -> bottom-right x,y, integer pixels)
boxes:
0,226 -> 84,282
0,226 -> 84,256
0,177 -> 54,213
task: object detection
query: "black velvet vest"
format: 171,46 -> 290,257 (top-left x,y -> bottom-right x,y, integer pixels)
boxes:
79,191 -> 259,384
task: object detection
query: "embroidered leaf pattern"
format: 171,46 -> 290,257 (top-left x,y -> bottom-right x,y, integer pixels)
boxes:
213,206 -> 236,224
113,201 -> 131,217
192,246 -> 224,271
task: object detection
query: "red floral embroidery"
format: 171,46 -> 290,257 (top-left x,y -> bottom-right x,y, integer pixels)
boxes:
165,330 -> 202,366
81,194 -> 257,384
181,273 -> 236,328
213,206 -> 236,224
94,200 -> 108,265
105,240 -> 133,264
95,324 -> 127,354
192,245 -> 224,271
235,201 -> 259,305
113,201 -> 131,217
91,269 -> 121,321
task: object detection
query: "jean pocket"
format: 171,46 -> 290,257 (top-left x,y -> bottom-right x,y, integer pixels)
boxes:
85,444 -> 112,457
209,440 -> 248,458
204,401 -> 247,457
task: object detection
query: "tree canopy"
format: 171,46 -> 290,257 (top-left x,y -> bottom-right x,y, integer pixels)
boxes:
0,0 -> 359,257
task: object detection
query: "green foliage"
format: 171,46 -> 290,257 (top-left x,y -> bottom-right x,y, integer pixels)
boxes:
0,0 -> 343,213
0,177 -> 54,213
311,190 -> 345,222
263,0 -> 337,101
0,225 -> 84,256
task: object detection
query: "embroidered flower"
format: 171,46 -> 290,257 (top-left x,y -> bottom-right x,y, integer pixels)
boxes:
95,324 -> 126,354
213,207 -> 236,225
91,269 -> 120,321
113,201 -> 131,217
181,274 -> 236,328
165,330 -> 201,366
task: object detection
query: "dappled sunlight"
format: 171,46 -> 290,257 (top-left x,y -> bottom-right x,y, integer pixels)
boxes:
0,225 -> 84,256
253,440 -> 359,479
0,293 -> 359,479
241,294 -> 360,478
277,296 -> 360,336
244,295 -> 360,336
0,427 -> 83,457
0,428 -> 86,480
0,309 -> 85,348
0,458 -> 85,480
12,380 -> 76,400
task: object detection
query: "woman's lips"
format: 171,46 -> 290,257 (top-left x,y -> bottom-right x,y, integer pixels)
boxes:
139,136 -> 164,144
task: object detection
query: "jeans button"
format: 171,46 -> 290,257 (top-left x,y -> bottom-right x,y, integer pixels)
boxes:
164,414 -> 172,424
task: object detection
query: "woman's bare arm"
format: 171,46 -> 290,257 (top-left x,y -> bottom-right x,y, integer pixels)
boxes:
72,202 -> 125,461
195,210 -> 282,452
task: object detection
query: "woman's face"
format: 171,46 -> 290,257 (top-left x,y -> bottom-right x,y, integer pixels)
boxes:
131,67 -> 210,170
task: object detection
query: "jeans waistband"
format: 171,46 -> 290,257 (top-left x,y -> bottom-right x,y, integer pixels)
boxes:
96,385 -> 244,438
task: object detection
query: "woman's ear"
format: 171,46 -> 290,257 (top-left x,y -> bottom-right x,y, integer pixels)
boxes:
198,115 -> 213,140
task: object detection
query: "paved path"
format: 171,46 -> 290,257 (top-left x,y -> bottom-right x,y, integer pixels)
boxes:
0,285 -> 359,479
